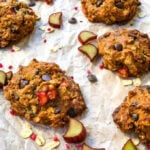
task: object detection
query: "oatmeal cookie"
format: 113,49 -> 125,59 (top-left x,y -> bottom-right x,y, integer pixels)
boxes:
0,0 -> 36,48
4,59 -> 86,128
98,29 -> 150,78
113,86 -> 150,144
81,0 -> 140,24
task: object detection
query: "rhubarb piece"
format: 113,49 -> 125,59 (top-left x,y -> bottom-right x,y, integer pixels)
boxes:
6,71 -> 13,80
78,31 -> 97,44
0,70 -> 6,88
63,118 -> 86,143
122,139 -> 137,150
116,66 -> 129,78
82,143 -> 105,150
37,91 -> 48,106
78,44 -> 98,61
48,12 -> 62,28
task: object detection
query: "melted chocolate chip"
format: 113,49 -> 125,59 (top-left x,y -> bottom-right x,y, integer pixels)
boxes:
29,1 -> 35,7
42,74 -> 51,81
20,79 -> 29,88
130,101 -> 138,107
114,43 -> 123,51
11,28 -> 19,34
115,1 -> 124,9
96,0 -> 103,7
11,6 -> 19,13
68,17 -> 77,24
131,113 -> 139,121
87,74 -> 98,83
67,107 -> 77,117
55,106 -> 61,114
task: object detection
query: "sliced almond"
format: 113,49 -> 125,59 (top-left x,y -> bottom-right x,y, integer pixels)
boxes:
132,137 -> 140,146
138,11 -> 146,18
133,78 -> 141,86
44,141 -> 60,150
20,127 -> 33,138
35,135 -> 45,146
121,79 -> 133,86
12,45 -> 21,51
24,122 -> 32,129
35,11 -> 41,20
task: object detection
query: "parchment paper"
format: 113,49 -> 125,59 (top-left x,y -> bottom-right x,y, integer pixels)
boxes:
0,0 -> 150,149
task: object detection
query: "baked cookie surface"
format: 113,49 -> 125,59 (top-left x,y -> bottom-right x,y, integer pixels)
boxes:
113,86 -> 150,144
4,59 -> 86,127
98,29 -> 150,78
81,0 -> 140,24
0,0 -> 36,48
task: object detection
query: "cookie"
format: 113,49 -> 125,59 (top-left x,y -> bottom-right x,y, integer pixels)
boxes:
81,0 -> 140,24
4,59 -> 86,127
0,0 -> 36,48
98,29 -> 150,78
113,86 -> 150,144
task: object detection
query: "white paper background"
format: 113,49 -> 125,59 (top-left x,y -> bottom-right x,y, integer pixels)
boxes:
0,0 -> 150,149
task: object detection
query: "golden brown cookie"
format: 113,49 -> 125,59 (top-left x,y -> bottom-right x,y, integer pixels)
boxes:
98,29 -> 150,78
81,0 -> 140,24
4,59 -> 86,128
0,0 -> 36,48
113,86 -> 150,144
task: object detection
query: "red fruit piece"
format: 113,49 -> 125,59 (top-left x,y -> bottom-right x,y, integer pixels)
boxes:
78,31 -> 97,45
78,44 -> 98,61
37,91 -> 48,106
30,133 -> 37,141
48,12 -> 62,28
47,89 -> 57,100
116,66 -> 129,78
63,118 -> 86,143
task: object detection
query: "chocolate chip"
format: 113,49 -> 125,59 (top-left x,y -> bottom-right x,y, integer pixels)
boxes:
114,43 -> 123,51
55,106 -> 61,114
68,17 -> 77,24
11,28 -> 19,34
87,74 -> 98,83
115,1 -> 124,9
29,2 -> 35,7
131,113 -> 139,121
11,6 -> 19,13
96,0 -> 103,7
20,79 -> 29,88
42,74 -> 51,81
128,33 -> 137,40
130,101 -> 138,107
67,107 -> 77,117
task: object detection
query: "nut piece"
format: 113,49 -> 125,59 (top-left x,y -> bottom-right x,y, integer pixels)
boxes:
132,137 -> 140,146
121,79 -> 133,86
44,141 -> 60,150
35,11 -> 41,20
12,45 -> 21,51
138,11 -> 146,18
20,127 -> 33,138
133,78 -> 141,86
35,135 -> 45,146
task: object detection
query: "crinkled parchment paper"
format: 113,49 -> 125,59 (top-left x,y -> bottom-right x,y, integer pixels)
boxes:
0,0 -> 150,149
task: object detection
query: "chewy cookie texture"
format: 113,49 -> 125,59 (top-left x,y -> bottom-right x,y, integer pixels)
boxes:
0,0 -> 36,48
4,59 -> 86,127
113,86 -> 150,144
81,0 -> 140,24
98,29 -> 150,78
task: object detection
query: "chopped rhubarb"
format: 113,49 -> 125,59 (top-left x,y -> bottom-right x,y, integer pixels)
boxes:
37,91 -> 48,106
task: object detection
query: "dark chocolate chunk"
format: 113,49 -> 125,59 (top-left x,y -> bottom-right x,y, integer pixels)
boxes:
68,17 -> 77,24
67,107 -> 77,117
55,106 -> 61,114
114,43 -> 123,51
87,74 -> 98,83
11,6 -> 19,13
131,113 -> 139,121
115,1 -> 124,9
130,101 -> 138,107
20,79 -> 29,88
96,0 -> 103,7
42,74 -> 51,81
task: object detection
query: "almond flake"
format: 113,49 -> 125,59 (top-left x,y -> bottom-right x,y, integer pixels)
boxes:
35,135 -> 45,146
20,127 -> 33,138
24,123 -> 32,129
131,137 -> 140,145
44,141 -> 60,150
121,79 -> 133,86
133,78 -> 141,86
39,26 -> 46,31
138,11 -> 146,18
35,11 -> 41,20
12,45 -> 21,51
